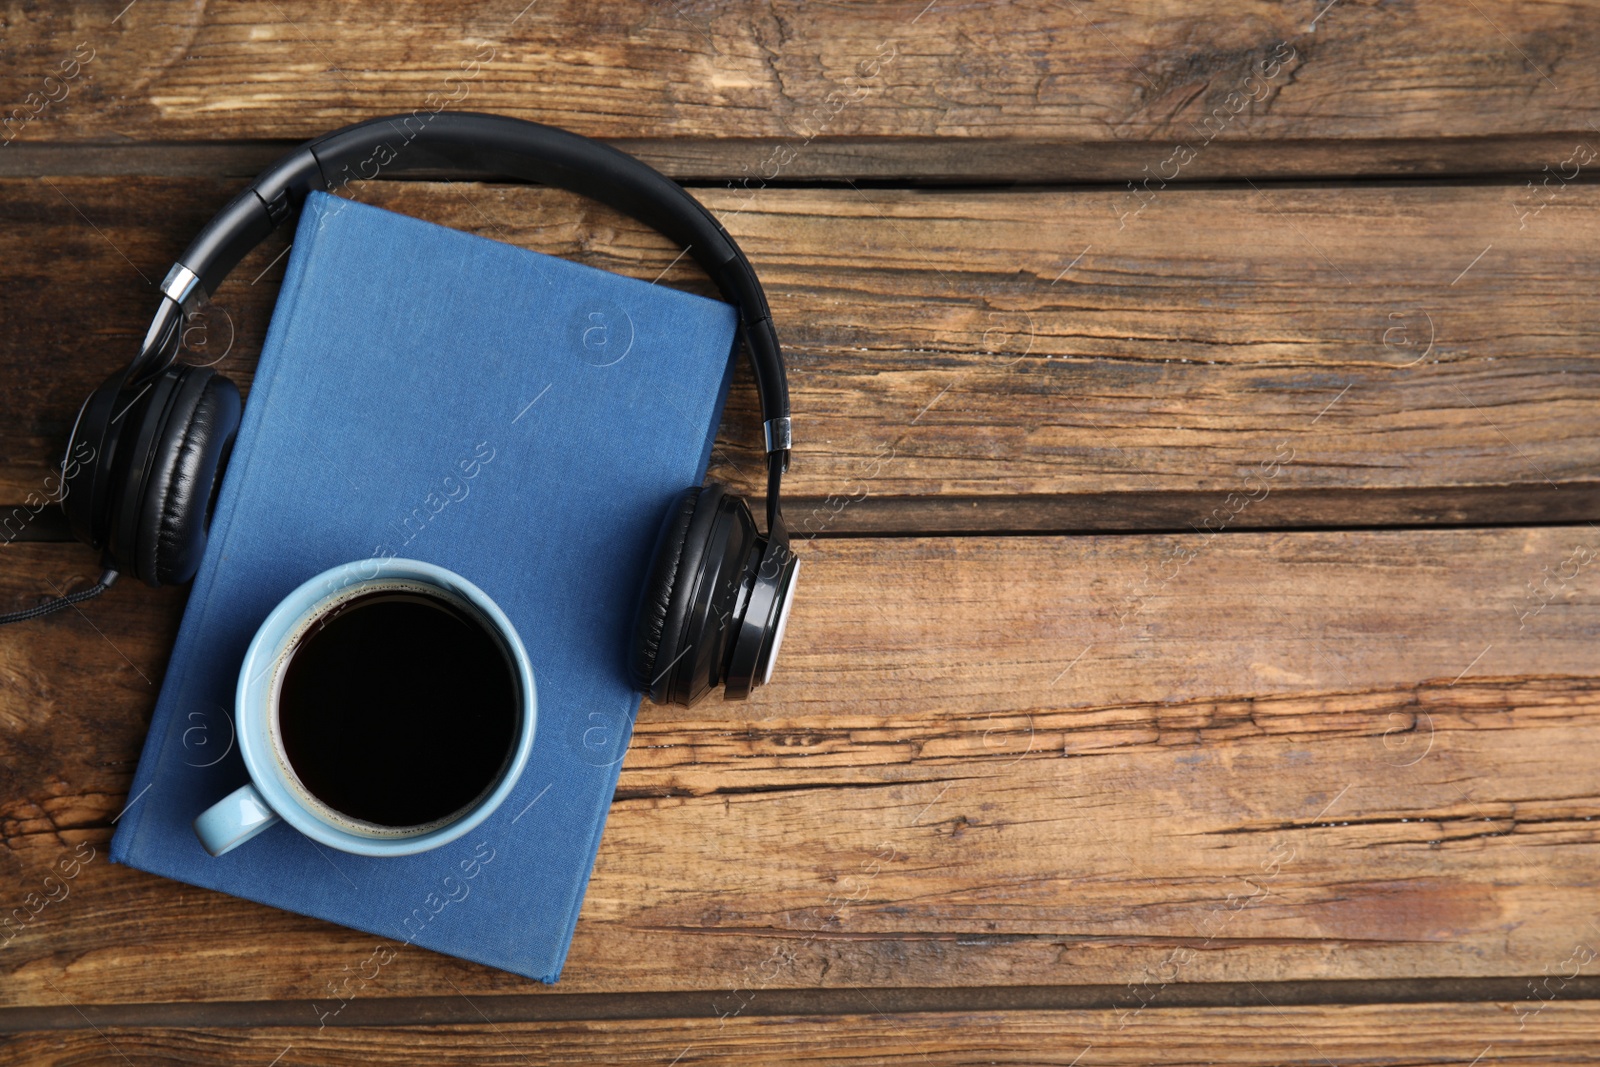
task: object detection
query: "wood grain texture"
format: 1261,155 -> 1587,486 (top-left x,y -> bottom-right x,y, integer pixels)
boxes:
2,1002 -> 1596,1066
1,1 -> 1597,180
0,0 -> 1595,1055
3,179 -> 1600,530
5,524 -> 1600,1006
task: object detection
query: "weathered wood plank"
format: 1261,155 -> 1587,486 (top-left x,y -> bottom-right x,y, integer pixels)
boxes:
3,179 -> 1600,529
4,526 -> 1600,1005
0,1002 -> 1593,1066
1,1 -> 1597,180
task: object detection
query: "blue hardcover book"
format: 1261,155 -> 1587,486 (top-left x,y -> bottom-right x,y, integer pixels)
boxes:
110,190 -> 737,984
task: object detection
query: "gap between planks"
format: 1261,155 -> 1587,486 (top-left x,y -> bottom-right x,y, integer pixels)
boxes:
3,977 -> 1599,1033
1,139 -> 1597,184
8,487 -> 1600,541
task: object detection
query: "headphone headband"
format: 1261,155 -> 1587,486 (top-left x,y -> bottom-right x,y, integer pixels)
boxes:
30,114 -> 801,706
133,112 -> 790,501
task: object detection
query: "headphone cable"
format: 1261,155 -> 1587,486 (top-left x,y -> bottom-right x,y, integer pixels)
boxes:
0,569 -> 119,626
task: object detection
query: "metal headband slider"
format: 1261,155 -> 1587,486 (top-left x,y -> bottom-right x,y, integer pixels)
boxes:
160,263 -> 206,309
763,416 -> 792,454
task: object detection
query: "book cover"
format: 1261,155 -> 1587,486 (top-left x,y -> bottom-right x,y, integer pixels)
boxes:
109,189 -> 738,985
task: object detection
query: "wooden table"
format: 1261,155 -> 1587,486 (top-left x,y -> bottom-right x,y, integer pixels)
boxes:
3,2 -> 1599,1063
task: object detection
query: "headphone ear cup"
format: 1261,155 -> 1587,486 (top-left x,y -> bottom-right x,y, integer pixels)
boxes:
630,487 -> 705,701
631,484 -> 763,707
135,367 -> 242,586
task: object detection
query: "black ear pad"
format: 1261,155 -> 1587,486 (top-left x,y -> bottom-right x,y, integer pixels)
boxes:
103,366 -> 241,586
665,489 -> 759,706
60,373 -> 128,551
630,486 -> 715,701
104,367 -> 184,582
630,484 -> 768,706
138,367 -> 241,586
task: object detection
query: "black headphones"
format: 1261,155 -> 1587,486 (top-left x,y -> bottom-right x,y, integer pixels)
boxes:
8,112 -> 800,707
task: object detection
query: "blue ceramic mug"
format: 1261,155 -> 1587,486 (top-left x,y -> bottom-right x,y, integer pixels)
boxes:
194,558 -> 536,858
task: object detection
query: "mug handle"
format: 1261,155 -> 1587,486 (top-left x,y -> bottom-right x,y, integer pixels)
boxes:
194,783 -> 280,857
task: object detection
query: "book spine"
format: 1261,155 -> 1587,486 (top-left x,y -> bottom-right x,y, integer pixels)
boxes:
696,331 -> 738,483
110,195 -> 330,864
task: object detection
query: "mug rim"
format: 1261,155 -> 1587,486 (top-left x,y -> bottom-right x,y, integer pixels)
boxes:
235,558 -> 537,857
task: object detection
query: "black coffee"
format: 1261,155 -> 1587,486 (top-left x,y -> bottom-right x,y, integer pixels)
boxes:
276,587 -> 519,828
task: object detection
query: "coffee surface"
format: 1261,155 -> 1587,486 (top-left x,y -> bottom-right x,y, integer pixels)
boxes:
277,588 -> 518,828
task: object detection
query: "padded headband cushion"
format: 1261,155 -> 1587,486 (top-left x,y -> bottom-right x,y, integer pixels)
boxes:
136,367 -> 242,586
